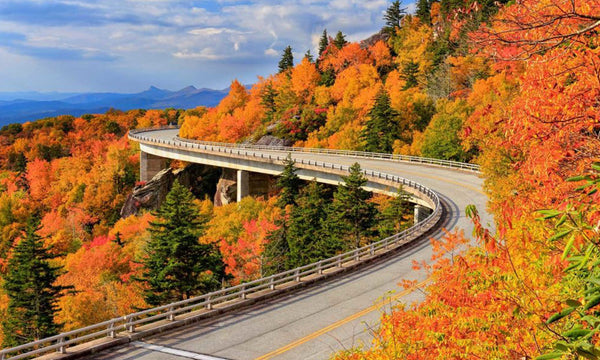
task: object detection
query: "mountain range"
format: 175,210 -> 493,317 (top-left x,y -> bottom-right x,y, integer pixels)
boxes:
0,85 -> 233,126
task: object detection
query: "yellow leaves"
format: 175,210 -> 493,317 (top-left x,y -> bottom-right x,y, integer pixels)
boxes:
291,57 -> 320,102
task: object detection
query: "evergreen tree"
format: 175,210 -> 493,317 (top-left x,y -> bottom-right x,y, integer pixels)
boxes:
401,60 -> 420,89
262,216 -> 290,275
137,180 -> 225,306
318,29 -> 329,57
287,181 -> 338,267
304,50 -> 314,63
2,215 -> 70,348
278,46 -> 294,73
276,154 -> 301,208
361,89 -> 400,153
384,0 -> 407,33
328,163 -> 378,249
416,0 -> 432,24
260,82 -> 277,123
319,68 -> 336,87
378,186 -> 412,238
332,31 -> 347,49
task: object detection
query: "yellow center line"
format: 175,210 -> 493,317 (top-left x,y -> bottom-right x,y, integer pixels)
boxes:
254,279 -> 430,360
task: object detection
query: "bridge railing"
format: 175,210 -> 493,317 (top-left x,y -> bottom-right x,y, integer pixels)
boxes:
0,129 -> 444,360
128,126 -> 480,172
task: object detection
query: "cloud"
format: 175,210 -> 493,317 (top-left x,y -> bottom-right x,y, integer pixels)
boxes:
0,0 -> 391,91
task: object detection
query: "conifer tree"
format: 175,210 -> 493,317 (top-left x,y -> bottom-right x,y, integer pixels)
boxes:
377,186 -> 412,238
287,181 -> 337,267
328,163 -> 378,249
278,46 -> 294,73
138,180 -> 225,306
2,215 -> 70,348
361,89 -> 400,153
262,217 -> 290,275
401,60 -> 420,89
333,31 -> 347,49
318,29 -> 329,57
304,50 -> 314,63
384,0 -> 407,33
276,154 -> 301,208
260,82 -> 277,123
416,0 -> 432,24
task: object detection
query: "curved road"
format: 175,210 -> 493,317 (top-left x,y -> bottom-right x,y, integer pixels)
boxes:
93,129 -> 490,360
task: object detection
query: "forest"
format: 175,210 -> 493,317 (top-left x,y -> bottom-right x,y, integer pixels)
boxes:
0,0 -> 599,358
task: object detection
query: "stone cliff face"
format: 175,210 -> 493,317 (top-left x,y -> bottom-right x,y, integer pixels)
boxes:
120,164 -> 220,217
214,168 -> 237,207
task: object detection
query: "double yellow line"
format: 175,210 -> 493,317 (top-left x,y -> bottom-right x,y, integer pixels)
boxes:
255,279 -> 430,360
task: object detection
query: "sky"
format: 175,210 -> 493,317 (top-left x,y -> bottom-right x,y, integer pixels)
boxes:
0,0 -> 412,93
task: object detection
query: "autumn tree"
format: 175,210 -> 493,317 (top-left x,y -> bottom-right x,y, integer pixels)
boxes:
137,180 -> 225,306
361,89 -> 400,153
278,46 -> 294,73
304,50 -> 314,63
2,215 -> 70,348
384,0 -> 407,33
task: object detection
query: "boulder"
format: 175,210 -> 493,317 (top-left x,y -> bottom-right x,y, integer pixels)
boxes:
121,164 -> 220,218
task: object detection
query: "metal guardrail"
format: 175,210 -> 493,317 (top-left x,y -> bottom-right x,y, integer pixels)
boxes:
129,126 -> 481,172
0,127 -> 447,359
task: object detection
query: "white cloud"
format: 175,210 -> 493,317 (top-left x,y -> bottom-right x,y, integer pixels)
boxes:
264,48 -> 278,56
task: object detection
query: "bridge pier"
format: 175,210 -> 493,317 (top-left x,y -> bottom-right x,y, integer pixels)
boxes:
237,170 -> 249,202
414,204 -> 432,223
140,151 -> 168,182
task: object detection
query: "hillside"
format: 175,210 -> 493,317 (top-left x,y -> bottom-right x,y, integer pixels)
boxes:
0,0 -> 598,357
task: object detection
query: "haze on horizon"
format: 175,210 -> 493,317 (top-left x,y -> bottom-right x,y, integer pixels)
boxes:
0,0 -> 413,94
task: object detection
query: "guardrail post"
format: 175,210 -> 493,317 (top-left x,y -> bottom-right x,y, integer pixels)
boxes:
317,261 -> 323,275
354,249 -> 359,261
241,286 -> 247,300
370,244 -> 375,256
295,269 -> 300,282
126,316 -> 135,333
57,336 -> 66,354
269,277 -> 275,290
206,297 -> 212,310
167,306 -> 175,321
336,256 -> 342,268
108,321 -> 116,338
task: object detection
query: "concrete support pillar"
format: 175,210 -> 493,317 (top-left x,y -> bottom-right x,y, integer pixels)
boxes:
237,170 -> 249,202
140,151 -> 167,182
414,204 -> 432,224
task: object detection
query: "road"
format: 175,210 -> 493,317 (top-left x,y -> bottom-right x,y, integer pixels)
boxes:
93,128 -> 490,360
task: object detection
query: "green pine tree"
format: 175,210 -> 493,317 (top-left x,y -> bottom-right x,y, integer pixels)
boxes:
416,0 -> 432,24
332,31 -> 347,49
378,186 -> 413,238
276,154 -> 301,208
278,46 -> 294,73
384,0 -> 407,33
287,181 -> 338,267
318,29 -> 329,58
262,216 -> 290,275
137,180 -> 225,306
304,50 -> 314,63
328,163 -> 378,249
361,89 -> 400,153
260,82 -> 277,123
2,215 -> 70,348
401,60 -> 420,89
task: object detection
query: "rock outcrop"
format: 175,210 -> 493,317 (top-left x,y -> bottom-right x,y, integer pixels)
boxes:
121,164 -> 220,218
214,168 -> 237,207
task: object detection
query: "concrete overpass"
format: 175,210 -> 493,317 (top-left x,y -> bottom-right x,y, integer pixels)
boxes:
3,127 -> 490,360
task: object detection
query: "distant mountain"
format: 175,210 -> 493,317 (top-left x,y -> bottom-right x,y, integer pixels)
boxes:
0,85 -> 235,126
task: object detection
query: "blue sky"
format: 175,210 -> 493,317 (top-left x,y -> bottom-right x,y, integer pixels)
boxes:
0,0 -> 411,93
